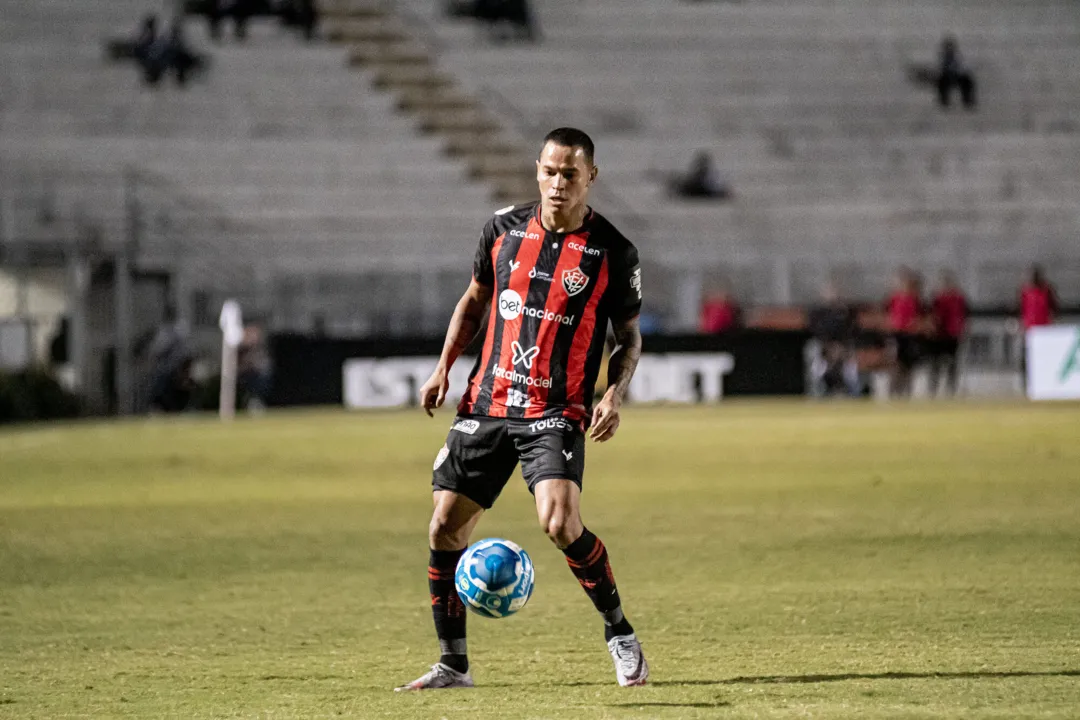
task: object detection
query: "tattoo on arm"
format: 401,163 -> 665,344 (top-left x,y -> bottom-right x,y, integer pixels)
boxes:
606,316 -> 642,403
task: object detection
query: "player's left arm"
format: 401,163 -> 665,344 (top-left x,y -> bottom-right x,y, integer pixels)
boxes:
590,238 -> 642,442
589,314 -> 642,443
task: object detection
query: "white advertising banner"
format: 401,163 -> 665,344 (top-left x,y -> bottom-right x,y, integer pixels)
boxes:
342,352 -> 736,409
343,357 -> 476,409
0,319 -> 31,371
1026,325 -> 1080,400
627,353 -> 735,403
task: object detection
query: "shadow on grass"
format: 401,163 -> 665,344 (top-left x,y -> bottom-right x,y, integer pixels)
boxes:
400,669 -> 1080,691
608,701 -> 732,709
650,669 -> 1080,687
481,681 -> 608,688
259,674 -> 352,681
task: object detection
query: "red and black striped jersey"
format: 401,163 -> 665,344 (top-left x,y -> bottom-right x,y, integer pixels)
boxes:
458,202 -> 642,426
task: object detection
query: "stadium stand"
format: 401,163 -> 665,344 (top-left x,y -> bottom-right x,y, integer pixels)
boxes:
0,0 -> 496,337
1,0 -> 1077,341
385,0 -> 1080,318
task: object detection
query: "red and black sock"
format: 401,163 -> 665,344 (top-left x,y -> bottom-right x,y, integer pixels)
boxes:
562,528 -> 634,641
429,548 -> 468,673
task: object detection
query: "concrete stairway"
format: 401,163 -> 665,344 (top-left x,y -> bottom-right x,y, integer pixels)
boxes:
321,0 -> 536,202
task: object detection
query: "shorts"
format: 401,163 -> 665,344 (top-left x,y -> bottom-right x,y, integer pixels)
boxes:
929,336 -> 960,358
432,415 -> 586,509
892,333 -> 926,370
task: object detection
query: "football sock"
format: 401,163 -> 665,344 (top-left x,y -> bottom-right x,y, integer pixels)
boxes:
429,548 -> 468,673
562,528 -> 635,641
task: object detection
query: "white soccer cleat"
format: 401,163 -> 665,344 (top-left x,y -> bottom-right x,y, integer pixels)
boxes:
394,663 -> 474,692
607,633 -> 649,686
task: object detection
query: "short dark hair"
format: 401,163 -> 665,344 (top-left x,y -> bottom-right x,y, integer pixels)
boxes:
541,127 -> 595,165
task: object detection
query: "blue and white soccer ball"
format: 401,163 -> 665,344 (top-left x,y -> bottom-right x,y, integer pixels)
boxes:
455,538 -> 535,619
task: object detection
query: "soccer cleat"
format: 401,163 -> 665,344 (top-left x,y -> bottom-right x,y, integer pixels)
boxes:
394,663 -> 474,691
607,633 -> 649,686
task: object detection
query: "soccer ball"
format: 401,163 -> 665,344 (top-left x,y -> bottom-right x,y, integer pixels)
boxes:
455,538 -> 535,619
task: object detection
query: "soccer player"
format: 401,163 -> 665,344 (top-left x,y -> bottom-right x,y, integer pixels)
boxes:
395,128 -> 647,691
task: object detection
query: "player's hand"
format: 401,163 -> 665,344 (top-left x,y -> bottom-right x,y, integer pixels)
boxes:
419,367 -> 450,418
589,393 -> 621,443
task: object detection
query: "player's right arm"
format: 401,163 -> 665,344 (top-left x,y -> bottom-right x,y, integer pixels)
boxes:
419,279 -> 493,417
419,218 -> 499,416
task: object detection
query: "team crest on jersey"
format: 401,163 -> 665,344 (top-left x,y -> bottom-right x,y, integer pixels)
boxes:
562,267 -> 589,296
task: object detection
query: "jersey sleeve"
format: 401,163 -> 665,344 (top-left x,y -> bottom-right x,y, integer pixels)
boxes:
472,219 -> 497,286
608,241 -> 642,322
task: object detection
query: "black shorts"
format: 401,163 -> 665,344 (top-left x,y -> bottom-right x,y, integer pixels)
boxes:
893,333 -> 926,370
432,415 -> 586,509
929,336 -> 960,358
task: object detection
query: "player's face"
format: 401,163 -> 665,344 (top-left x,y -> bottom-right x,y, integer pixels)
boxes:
536,142 -> 597,214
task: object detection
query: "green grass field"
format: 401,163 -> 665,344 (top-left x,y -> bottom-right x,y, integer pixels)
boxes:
2,401 -> 1079,719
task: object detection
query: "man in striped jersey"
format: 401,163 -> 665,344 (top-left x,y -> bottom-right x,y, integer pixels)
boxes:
396,128 -> 646,691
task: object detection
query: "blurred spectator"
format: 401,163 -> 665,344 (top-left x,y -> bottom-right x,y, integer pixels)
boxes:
449,0 -> 539,43
807,283 -> 862,397
283,0 -> 319,41
148,307 -> 194,412
186,0 -> 317,40
48,316 -> 71,367
886,267 -> 927,397
1019,264 -> 1058,331
700,288 -> 741,334
1019,265 -> 1057,378
142,20 -> 200,87
670,152 -> 733,200
237,323 -> 273,413
929,270 -> 969,396
134,15 -> 159,62
937,35 -> 977,110
208,0 -> 255,40
104,14 -> 158,63
311,313 -> 328,338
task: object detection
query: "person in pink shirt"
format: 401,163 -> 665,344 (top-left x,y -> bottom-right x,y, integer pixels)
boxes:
700,288 -> 742,334
929,270 -> 969,396
1019,265 -> 1058,331
885,267 -> 927,397
1019,265 -> 1059,377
